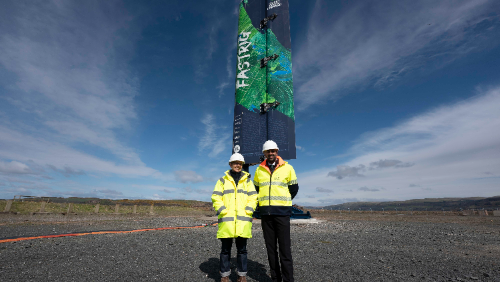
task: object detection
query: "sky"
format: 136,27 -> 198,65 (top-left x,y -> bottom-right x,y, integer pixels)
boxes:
0,0 -> 499,206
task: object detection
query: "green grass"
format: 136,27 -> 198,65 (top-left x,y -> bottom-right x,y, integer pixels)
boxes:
0,200 -> 211,216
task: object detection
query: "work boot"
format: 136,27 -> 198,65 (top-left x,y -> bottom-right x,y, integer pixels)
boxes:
221,277 -> 229,282
237,276 -> 247,282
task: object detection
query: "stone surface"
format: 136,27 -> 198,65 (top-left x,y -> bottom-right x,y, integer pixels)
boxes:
0,215 -> 499,281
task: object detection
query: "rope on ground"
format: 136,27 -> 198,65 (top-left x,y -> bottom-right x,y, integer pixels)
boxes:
0,221 -> 218,244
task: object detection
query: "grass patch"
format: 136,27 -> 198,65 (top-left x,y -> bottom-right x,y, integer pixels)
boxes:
0,200 -> 211,216
0,201 -> 6,212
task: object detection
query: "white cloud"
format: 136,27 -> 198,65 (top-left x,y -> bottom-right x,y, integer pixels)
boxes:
0,1 -> 137,129
369,159 -> 414,169
44,121 -> 144,165
93,188 -> 123,197
214,1 -> 239,96
316,187 -> 333,193
199,114 -> 231,158
174,170 -> 204,183
0,1 -> 160,179
0,161 -> 32,175
359,187 -> 380,192
48,165 -> 85,177
327,165 -> 365,179
152,194 -> 164,200
194,11 -> 226,83
216,82 -> 231,97
297,87 -> 500,205
295,145 -> 316,156
0,125 -> 158,177
130,185 -> 178,193
294,0 -> 500,110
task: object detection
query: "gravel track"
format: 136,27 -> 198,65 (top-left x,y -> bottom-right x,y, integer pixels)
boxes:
1,214 -> 499,281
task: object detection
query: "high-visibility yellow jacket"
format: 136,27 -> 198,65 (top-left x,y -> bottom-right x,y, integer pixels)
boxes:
253,156 -> 299,216
212,170 -> 258,238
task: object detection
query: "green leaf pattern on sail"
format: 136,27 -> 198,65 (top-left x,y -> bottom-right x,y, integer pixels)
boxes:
235,3 -> 294,121
267,28 -> 294,120
235,4 -> 266,115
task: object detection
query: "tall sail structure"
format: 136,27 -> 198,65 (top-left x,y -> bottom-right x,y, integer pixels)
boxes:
232,0 -> 295,164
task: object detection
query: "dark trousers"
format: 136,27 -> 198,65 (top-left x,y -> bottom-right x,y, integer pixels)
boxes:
220,237 -> 248,277
261,215 -> 294,282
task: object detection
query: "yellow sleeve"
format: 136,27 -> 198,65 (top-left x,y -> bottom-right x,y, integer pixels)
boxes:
211,177 -> 227,216
288,166 -> 298,185
287,165 -> 299,199
253,168 -> 260,187
245,178 -> 258,215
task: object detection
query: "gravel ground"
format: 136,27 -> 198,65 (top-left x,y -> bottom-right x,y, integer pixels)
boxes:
1,214 -> 499,281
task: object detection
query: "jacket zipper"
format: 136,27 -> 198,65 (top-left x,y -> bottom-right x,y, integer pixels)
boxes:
235,174 -> 247,233
235,177 -> 237,234
268,170 -> 272,215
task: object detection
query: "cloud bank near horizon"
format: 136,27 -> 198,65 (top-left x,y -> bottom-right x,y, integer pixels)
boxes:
0,1 -> 166,199
295,87 -> 500,206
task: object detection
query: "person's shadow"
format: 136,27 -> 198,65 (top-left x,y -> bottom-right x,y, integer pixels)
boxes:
200,258 -> 272,282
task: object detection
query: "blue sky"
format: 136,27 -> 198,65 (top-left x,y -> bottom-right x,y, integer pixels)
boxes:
1,0 -> 499,206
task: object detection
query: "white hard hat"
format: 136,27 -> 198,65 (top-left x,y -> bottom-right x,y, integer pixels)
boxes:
262,140 -> 279,152
229,153 -> 245,164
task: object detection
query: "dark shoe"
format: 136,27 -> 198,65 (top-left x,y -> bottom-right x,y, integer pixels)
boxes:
237,276 -> 247,282
221,277 -> 229,282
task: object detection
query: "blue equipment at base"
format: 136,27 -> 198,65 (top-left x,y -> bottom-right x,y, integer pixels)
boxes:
291,206 -> 312,219
252,206 -> 312,219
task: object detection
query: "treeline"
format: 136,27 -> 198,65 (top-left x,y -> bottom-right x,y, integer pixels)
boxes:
320,196 -> 500,211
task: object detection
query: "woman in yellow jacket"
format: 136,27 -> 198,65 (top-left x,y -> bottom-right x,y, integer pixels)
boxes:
212,153 -> 258,282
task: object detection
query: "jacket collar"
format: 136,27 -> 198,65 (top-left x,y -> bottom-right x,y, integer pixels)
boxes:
224,170 -> 248,183
259,156 -> 285,174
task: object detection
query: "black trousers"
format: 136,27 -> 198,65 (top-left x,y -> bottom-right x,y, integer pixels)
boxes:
220,237 -> 248,277
261,215 -> 294,282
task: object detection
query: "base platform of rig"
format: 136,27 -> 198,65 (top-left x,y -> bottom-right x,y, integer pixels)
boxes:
252,206 -> 312,219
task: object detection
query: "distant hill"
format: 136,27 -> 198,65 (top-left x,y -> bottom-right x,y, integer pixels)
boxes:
315,196 -> 500,211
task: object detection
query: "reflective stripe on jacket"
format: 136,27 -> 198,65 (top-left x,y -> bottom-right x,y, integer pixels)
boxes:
253,156 -> 298,216
211,170 -> 258,238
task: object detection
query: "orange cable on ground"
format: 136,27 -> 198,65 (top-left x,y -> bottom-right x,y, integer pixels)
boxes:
0,222 -> 218,244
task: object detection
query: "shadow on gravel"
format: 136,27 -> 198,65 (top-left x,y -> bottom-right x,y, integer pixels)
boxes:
200,257 -> 272,282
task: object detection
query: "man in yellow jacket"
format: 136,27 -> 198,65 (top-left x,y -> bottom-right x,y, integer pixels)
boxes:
253,140 -> 299,282
212,153 -> 258,282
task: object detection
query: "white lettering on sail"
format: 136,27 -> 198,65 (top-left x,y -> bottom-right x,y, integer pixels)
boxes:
236,80 -> 249,88
237,69 -> 250,79
238,41 -> 251,55
236,31 -> 252,89
267,0 -> 281,10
